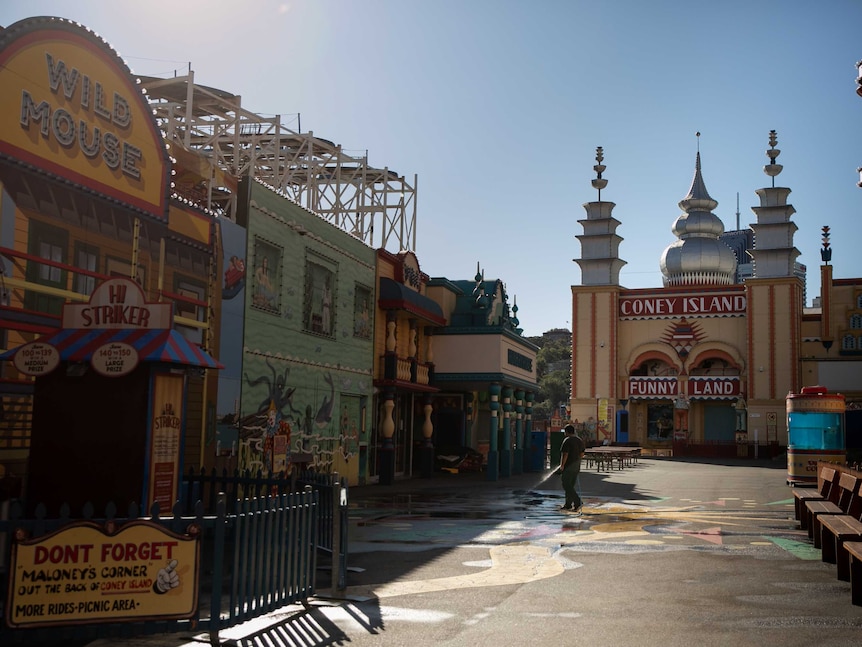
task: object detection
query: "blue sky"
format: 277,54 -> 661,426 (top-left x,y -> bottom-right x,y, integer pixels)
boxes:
3,1 -> 861,337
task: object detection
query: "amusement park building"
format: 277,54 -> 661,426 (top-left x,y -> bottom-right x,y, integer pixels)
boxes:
0,17 -> 222,512
571,136 -> 862,458
0,15 -> 539,497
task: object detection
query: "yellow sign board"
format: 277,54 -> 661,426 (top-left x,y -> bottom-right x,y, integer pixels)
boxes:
148,373 -> 185,513
6,519 -> 199,628
0,19 -> 168,219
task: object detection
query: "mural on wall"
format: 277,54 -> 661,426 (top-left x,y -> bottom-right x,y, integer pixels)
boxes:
338,394 -> 362,462
214,218 -> 247,458
303,254 -> 336,336
353,284 -> 372,339
252,239 -> 281,311
238,359 -> 368,475
237,399 -> 292,476
223,254 -> 246,301
245,358 -> 299,418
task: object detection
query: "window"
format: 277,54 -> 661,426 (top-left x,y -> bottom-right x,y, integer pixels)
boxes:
851,314 -> 862,330
842,334 -> 856,351
353,284 -> 372,339
39,241 -> 63,283
105,256 -> 146,288
174,276 -> 206,344
303,254 -> 336,337
73,243 -> 98,295
25,221 -> 67,315
251,239 -> 282,313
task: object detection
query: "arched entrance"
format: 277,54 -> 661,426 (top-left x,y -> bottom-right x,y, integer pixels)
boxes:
686,355 -> 743,446
627,355 -> 679,446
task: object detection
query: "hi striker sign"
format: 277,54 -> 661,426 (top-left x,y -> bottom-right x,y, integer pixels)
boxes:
91,342 -> 139,377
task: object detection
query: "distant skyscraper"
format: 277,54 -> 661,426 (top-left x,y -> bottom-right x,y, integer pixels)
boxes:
719,228 -> 754,284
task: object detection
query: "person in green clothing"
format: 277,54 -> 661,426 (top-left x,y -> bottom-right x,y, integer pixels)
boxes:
558,423 -> 586,513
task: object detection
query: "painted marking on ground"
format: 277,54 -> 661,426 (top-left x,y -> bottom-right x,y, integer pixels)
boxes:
345,544 -> 565,599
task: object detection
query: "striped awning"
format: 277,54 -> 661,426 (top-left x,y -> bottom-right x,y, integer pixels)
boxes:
0,328 -> 222,369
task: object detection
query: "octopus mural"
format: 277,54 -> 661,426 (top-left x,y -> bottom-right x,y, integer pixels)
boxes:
238,365 -> 358,475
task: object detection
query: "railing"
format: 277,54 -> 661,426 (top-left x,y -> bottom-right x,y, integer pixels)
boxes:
397,357 -> 412,381
378,354 -> 433,386
0,491 -> 319,645
671,439 -> 784,459
181,467 -> 348,591
295,471 -> 348,591
0,246 -> 209,329
416,363 -> 429,385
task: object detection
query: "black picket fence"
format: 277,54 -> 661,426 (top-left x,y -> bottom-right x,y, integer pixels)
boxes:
180,466 -> 349,591
0,487 -> 321,645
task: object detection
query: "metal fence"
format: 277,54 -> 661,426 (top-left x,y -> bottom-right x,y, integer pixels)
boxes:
671,440 -> 784,459
295,471 -> 349,591
0,487 -> 320,645
180,467 -> 349,591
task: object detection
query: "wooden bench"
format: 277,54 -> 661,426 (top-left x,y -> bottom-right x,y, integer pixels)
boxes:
821,516 -> 862,580
793,465 -> 839,530
819,482 -> 862,581
804,473 -> 859,547
845,541 -> 862,606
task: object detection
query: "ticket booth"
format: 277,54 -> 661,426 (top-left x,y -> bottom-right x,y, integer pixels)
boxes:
0,278 -> 222,516
786,386 -> 846,485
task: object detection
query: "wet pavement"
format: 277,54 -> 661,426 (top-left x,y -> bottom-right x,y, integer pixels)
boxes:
78,457 -> 862,646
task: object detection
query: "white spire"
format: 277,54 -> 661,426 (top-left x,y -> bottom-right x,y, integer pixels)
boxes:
576,147 -> 626,286
660,136 -> 737,287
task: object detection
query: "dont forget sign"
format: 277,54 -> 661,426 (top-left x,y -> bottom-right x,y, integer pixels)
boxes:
6,520 -> 199,628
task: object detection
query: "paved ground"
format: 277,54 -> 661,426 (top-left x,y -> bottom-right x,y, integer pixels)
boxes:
73,457 -> 862,645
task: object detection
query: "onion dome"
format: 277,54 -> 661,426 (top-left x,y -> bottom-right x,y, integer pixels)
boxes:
660,143 -> 737,286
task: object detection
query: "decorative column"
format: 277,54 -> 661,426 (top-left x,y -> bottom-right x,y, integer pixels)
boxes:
513,390 -> 525,475
378,388 -> 396,485
408,318 -> 418,383
419,395 -> 435,478
424,327 -> 435,383
383,313 -> 397,381
486,384 -> 501,481
500,387 -> 513,478
524,392 -> 537,471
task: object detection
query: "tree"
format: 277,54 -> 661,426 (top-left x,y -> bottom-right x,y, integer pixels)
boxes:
532,339 -> 571,421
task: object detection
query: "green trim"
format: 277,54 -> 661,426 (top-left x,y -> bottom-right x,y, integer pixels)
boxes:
434,372 -> 538,392
435,326 -> 539,350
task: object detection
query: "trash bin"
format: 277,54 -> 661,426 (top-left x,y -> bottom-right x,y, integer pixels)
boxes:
527,430 -> 547,471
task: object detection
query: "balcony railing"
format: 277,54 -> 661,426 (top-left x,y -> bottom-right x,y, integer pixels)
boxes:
379,354 -> 433,386
0,247 -> 210,330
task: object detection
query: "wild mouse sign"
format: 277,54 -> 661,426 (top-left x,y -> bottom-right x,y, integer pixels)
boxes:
6,519 -> 199,628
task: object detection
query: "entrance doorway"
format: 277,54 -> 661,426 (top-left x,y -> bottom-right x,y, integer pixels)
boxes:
703,403 -> 736,442
647,402 -> 674,442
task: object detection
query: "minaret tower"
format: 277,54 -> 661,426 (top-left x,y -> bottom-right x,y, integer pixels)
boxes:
575,147 -> 626,285
749,130 -> 800,277
571,148 -> 623,442
745,129 -> 803,412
